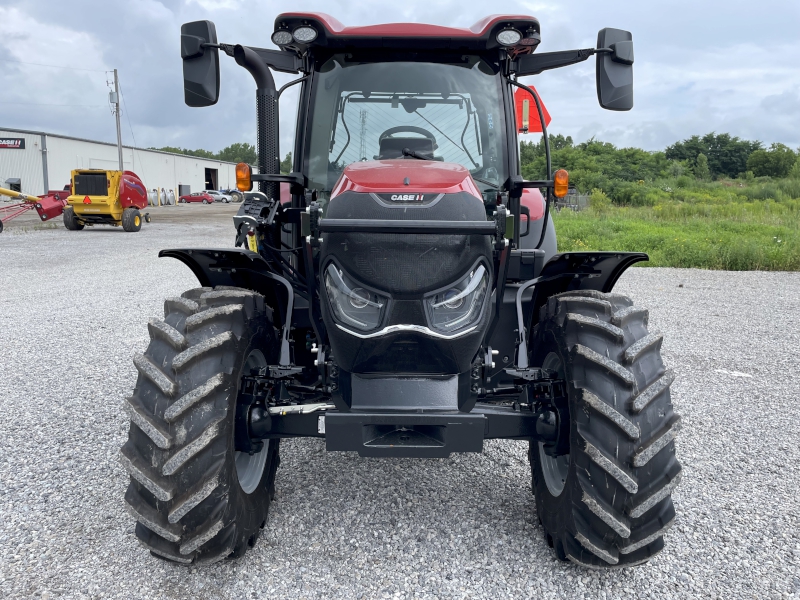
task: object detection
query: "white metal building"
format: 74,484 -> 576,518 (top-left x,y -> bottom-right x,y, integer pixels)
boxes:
0,127 -> 246,197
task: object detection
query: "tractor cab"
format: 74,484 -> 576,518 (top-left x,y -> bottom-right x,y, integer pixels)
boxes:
291,15 -> 529,206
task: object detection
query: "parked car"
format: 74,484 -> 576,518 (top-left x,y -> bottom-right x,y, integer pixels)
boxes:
205,190 -> 233,203
179,191 -> 215,204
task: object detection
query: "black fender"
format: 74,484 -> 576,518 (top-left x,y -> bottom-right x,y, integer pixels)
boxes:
529,251 -> 648,327
159,248 -> 303,331
487,251 -> 646,382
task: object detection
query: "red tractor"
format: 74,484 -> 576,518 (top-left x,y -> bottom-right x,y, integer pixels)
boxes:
120,14 -> 680,568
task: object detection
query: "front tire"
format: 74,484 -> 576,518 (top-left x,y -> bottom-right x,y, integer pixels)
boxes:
120,287 -> 281,564
529,290 -> 681,568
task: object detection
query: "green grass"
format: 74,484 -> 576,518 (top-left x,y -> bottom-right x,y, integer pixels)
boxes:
552,202 -> 800,270
518,136 -> 800,269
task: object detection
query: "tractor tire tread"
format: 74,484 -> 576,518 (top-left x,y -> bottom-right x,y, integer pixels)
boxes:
530,290 -> 682,568
565,313 -> 625,341
121,286 -> 279,565
581,437 -> 638,494
581,389 -> 639,440
147,319 -> 187,350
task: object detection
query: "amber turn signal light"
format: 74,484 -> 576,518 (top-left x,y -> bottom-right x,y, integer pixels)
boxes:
553,169 -> 569,198
236,163 -> 253,192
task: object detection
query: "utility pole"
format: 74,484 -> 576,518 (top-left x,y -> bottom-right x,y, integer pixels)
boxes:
111,69 -> 123,171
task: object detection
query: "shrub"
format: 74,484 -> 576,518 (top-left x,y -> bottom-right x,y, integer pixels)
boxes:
589,188 -> 612,212
747,143 -> 798,178
789,159 -> 800,180
695,153 -> 711,181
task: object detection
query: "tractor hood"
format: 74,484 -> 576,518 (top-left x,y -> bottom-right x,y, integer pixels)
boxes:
319,160 -> 493,376
331,160 -> 483,198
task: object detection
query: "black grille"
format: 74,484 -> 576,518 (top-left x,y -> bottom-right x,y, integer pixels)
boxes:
320,188 -> 493,376
73,172 -> 108,196
256,90 -> 279,200
321,191 -> 492,296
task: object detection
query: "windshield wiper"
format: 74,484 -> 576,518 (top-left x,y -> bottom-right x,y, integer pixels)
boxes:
472,176 -> 499,189
401,148 -> 434,160
459,99 -> 481,169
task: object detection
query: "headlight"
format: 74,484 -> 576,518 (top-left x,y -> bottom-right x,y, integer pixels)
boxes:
425,265 -> 489,334
292,26 -> 318,44
271,30 -> 293,46
496,28 -> 522,46
324,264 -> 387,332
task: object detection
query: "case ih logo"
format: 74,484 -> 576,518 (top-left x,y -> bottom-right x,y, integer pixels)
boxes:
0,138 -> 25,149
383,193 -> 425,202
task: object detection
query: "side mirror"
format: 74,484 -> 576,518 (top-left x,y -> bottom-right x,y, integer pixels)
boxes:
181,20 -> 220,107
596,28 -> 633,111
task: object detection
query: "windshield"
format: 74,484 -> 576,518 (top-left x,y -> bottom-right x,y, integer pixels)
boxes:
306,55 -> 507,200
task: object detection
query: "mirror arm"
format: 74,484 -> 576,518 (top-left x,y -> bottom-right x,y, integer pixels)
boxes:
251,47 -> 303,74
512,48 -> 597,76
201,42 -> 235,57
206,42 -> 301,73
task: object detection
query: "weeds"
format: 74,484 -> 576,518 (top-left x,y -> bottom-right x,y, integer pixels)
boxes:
553,200 -> 800,270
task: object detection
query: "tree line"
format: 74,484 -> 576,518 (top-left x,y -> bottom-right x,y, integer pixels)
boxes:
152,145 -> 295,175
521,132 -> 800,193
150,143 -> 258,165
154,133 -> 798,189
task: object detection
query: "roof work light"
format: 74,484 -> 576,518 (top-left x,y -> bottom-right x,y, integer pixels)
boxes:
271,29 -> 293,46
292,26 -> 318,43
496,28 -> 522,46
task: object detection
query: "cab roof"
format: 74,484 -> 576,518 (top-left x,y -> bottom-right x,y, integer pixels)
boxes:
273,13 -> 541,52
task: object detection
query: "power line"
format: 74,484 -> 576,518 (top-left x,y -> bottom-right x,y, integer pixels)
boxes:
0,57 -> 107,72
118,79 -> 150,185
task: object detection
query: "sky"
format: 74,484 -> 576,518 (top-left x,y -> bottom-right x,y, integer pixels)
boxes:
1,0 -> 798,157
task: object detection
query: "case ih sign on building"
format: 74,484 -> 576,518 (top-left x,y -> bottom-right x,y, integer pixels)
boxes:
0,138 -> 25,149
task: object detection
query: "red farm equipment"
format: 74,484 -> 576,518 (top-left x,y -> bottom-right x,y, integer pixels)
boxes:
63,169 -> 150,232
0,187 -> 69,233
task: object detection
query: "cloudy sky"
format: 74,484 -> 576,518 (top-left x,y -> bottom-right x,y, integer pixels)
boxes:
1,0 -> 798,156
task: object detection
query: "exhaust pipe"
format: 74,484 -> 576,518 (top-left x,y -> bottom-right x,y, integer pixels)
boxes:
233,45 -> 279,201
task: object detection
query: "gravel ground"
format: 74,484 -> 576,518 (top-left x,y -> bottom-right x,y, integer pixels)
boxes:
1,217 -> 799,599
